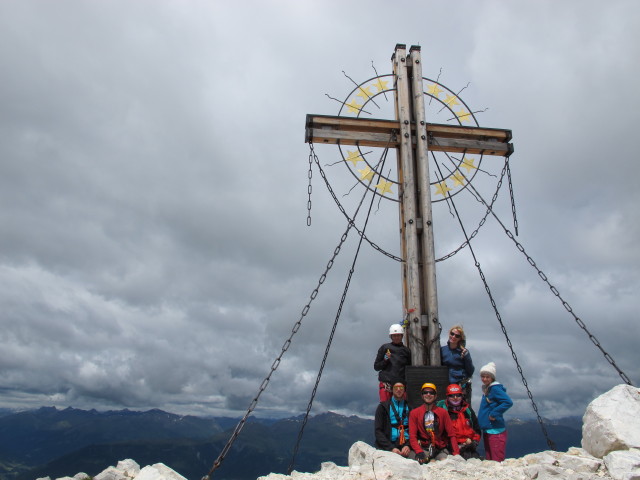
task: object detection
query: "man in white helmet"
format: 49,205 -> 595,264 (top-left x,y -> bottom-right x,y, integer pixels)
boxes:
374,324 -> 412,402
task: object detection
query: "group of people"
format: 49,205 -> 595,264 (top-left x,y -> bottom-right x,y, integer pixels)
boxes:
374,324 -> 513,463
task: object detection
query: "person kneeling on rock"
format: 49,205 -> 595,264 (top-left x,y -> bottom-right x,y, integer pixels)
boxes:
374,381 -> 415,459
437,384 -> 481,459
409,383 -> 460,463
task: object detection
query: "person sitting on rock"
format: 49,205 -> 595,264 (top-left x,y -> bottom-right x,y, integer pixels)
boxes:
409,383 -> 460,463
478,362 -> 513,462
374,324 -> 412,402
436,384 -> 481,459
374,381 -> 414,459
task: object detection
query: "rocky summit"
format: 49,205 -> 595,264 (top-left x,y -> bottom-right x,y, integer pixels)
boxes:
37,385 -> 640,480
36,460 -> 187,480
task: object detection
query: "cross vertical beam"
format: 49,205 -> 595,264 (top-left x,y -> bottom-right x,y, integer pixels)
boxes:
410,45 -> 440,366
393,44 -> 439,366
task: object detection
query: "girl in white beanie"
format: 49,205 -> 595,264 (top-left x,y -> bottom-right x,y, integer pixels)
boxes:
477,362 -> 513,461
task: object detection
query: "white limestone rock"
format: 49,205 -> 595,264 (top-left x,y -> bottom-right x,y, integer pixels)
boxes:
347,441 -> 376,468
288,462 -> 352,480
94,459 -> 140,480
368,449 -> 421,480
582,385 -> 640,458
603,449 -> 640,480
258,443 -> 623,480
523,451 -> 561,466
94,467 -> 126,480
558,452 -> 601,473
524,463 -> 565,479
565,474 -> 602,480
134,464 -> 187,480
116,460 -> 140,478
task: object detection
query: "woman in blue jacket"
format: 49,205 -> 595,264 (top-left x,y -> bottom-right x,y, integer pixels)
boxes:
440,325 -> 475,400
478,362 -> 513,462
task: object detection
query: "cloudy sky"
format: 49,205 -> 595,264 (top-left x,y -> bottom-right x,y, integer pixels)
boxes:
0,0 -> 638,426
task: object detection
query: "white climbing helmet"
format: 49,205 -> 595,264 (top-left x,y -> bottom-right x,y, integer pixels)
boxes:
389,324 -> 404,335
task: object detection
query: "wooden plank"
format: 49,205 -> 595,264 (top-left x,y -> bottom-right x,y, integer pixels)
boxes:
306,127 -> 513,156
307,127 -> 398,147
409,45 -> 441,366
305,114 -> 398,133
394,44 -> 426,368
305,114 -> 513,155
427,123 -> 512,142
429,136 -> 514,156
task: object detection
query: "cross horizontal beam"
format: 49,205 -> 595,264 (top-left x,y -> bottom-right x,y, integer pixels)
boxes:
305,114 -> 514,157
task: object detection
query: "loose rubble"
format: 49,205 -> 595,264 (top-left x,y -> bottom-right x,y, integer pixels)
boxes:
36,460 -> 187,480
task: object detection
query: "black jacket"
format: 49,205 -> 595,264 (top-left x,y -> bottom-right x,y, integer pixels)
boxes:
374,342 -> 412,384
374,399 -> 410,450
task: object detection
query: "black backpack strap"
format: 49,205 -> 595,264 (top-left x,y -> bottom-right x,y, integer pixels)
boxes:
389,400 -> 407,425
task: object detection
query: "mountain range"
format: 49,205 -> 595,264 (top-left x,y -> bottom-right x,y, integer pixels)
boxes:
0,407 -> 582,480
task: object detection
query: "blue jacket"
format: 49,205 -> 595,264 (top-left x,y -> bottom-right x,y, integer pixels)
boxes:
440,343 -> 474,384
478,382 -> 513,431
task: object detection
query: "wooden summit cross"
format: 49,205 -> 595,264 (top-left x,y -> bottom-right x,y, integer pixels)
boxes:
304,44 -> 513,382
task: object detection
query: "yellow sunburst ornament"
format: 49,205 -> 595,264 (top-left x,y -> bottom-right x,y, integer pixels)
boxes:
358,166 -> 375,181
451,171 -> 466,187
372,78 -> 388,92
435,181 -> 451,197
345,150 -> 363,167
356,86 -> 374,101
427,83 -> 443,98
460,157 -> 477,174
443,94 -> 460,107
346,99 -> 363,114
456,108 -> 472,123
374,179 -> 393,195
330,67 -> 494,213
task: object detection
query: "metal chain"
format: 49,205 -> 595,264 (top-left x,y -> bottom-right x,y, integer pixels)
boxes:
476,257 -> 557,450
202,225 -> 354,480
461,166 -> 635,387
503,229 -> 633,385
444,186 -> 557,450
506,159 -> 519,236
287,148 -> 384,473
436,155 -> 508,263
309,143 -> 404,263
307,147 -> 313,226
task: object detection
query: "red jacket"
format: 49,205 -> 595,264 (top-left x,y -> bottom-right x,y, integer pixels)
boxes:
409,404 -> 460,455
449,404 -> 481,443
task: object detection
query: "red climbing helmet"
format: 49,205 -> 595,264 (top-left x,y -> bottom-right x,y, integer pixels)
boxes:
446,384 -> 463,396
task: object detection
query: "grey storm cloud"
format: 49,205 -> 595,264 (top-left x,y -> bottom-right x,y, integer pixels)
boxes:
0,0 -> 638,422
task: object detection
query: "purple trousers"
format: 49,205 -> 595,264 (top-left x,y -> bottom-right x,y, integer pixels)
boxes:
483,430 -> 507,461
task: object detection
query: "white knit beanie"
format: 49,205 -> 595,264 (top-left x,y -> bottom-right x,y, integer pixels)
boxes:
480,361 -> 497,380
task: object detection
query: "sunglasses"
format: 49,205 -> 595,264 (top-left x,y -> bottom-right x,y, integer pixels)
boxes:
449,332 -> 461,338
421,391 -> 436,396
393,385 -> 405,390
448,394 -> 462,398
